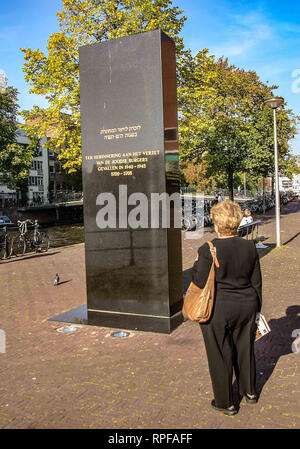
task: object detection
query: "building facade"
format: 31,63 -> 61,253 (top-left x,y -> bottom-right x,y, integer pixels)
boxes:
0,126 -> 68,207
16,128 -> 50,204
279,155 -> 300,194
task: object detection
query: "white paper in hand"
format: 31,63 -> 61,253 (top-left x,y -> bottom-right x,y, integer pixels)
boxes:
255,313 -> 271,341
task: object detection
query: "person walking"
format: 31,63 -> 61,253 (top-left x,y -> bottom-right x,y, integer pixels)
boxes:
192,200 -> 262,416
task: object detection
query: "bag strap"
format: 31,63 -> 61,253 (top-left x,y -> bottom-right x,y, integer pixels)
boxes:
207,241 -> 220,268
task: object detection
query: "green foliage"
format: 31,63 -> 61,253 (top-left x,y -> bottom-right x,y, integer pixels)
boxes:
21,0 -> 186,173
61,166 -> 83,191
279,156 -> 300,179
245,105 -> 298,177
179,55 -> 299,198
0,85 -> 35,193
0,143 -> 34,194
20,0 -> 299,193
0,86 -> 19,151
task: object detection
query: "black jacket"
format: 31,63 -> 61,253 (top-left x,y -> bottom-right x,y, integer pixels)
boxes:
192,237 -> 262,311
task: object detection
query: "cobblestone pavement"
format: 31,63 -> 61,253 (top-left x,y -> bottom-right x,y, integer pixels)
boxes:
0,201 -> 299,429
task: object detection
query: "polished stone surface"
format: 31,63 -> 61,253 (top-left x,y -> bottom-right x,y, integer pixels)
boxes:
48,305 -> 87,324
79,30 -> 183,333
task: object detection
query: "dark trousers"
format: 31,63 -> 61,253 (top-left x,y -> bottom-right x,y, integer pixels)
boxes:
200,297 -> 259,408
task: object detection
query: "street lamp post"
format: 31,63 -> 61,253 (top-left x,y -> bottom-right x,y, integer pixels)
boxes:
264,96 -> 284,247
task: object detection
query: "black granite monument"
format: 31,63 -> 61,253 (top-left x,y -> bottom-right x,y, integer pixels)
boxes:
79,30 -> 183,333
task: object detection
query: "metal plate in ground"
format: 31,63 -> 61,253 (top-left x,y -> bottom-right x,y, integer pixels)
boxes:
56,326 -> 80,333
111,331 -> 130,338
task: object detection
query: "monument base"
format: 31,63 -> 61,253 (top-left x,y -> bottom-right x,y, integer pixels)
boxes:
88,309 -> 183,334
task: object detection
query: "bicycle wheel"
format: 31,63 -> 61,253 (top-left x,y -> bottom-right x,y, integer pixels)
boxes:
10,236 -> 26,257
34,232 -> 50,252
182,216 -> 195,231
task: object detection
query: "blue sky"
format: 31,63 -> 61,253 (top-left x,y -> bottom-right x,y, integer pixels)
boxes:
1,0 -> 299,154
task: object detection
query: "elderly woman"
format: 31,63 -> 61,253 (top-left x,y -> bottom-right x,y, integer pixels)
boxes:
192,200 -> 262,416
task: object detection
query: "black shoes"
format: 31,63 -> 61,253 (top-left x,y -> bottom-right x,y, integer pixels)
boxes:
245,394 -> 258,404
210,394 -> 257,416
211,399 -> 238,416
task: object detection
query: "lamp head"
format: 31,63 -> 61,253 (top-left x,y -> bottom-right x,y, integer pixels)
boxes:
264,96 -> 284,109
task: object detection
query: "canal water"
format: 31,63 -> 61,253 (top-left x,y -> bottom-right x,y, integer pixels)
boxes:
46,223 -> 85,248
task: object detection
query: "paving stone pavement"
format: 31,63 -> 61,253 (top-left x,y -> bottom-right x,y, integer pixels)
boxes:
0,201 -> 299,429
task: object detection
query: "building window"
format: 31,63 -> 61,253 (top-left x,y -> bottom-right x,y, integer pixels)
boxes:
30,160 -> 43,171
29,176 -> 37,186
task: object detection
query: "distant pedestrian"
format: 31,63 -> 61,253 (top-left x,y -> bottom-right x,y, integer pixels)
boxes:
192,200 -> 262,415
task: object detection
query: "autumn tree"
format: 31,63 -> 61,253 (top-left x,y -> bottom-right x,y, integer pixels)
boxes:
0,77 -> 18,153
179,55 -> 299,200
21,0 -> 186,173
245,104 -> 299,181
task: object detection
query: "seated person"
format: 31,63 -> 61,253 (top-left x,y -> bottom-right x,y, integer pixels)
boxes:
239,208 -> 253,227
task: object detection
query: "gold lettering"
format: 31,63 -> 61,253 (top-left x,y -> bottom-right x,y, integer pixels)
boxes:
112,159 -> 127,164
128,157 -> 148,163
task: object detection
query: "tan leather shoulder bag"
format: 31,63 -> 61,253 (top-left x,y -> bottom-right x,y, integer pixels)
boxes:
182,241 -> 220,323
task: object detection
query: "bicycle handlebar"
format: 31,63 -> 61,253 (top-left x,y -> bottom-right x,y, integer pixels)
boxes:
17,219 -> 34,225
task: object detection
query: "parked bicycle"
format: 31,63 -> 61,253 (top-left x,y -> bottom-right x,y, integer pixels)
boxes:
10,219 -> 50,257
181,190 -> 295,232
181,198 -> 214,231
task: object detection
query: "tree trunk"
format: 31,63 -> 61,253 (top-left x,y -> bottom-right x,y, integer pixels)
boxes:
228,168 -> 234,201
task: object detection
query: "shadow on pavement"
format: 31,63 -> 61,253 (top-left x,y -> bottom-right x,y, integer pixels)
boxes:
256,230 -> 300,259
283,232 -> 300,246
256,244 -> 276,259
280,201 -> 300,215
232,305 -> 300,406
255,305 -> 300,395
183,264 -> 300,406
55,279 -> 72,286
0,251 -> 60,264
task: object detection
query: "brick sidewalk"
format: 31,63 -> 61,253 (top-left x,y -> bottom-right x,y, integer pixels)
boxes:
0,201 -> 299,429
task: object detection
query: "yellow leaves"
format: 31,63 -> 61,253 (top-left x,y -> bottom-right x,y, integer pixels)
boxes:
20,0 -> 187,173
